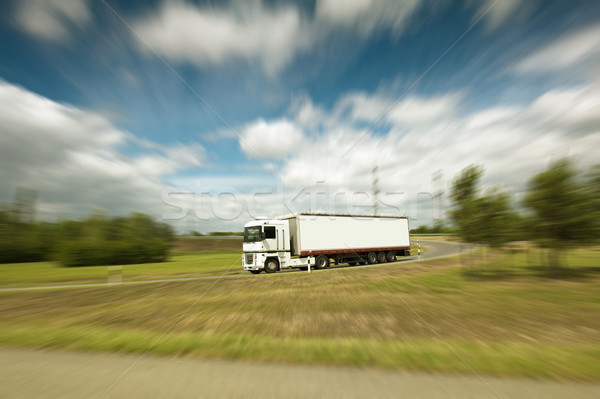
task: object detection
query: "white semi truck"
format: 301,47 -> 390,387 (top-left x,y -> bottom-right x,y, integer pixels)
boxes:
242,213 -> 410,274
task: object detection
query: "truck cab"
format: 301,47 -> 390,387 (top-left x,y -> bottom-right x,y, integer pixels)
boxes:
242,219 -> 313,273
243,219 -> 288,273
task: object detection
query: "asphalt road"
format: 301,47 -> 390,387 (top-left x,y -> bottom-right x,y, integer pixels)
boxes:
413,239 -> 463,259
0,240 -> 462,292
1,347 -> 598,399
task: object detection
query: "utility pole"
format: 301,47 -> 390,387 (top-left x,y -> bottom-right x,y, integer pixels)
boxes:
13,187 -> 37,223
372,165 -> 380,216
432,170 -> 444,225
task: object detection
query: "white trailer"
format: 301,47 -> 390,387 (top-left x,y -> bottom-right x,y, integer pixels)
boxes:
242,213 -> 410,274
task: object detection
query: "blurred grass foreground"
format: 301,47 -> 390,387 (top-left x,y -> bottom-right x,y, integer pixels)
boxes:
0,245 -> 599,380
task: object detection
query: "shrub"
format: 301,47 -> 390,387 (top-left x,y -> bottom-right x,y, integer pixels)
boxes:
0,238 -> 48,263
0,211 -> 174,266
58,239 -> 171,267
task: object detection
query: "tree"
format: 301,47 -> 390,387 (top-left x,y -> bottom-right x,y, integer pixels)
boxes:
450,165 -> 522,264
584,164 -> 600,244
410,220 -> 452,235
56,212 -> 174,267
449,165 -> 485,244
524,159 -> 597,267
476,189 -> 520,249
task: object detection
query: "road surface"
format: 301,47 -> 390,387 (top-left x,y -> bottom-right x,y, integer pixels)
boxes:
0,240 -> 461,292
1,347 -> 598,399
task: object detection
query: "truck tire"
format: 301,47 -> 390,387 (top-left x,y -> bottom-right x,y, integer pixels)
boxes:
386,251 -> 396,262
264,258 -> 279,273
377,251 -> 386,263
250,270 -> 261,274
315,254 -> 329,269
367,252 -> 377,264
348,261 -> 357,266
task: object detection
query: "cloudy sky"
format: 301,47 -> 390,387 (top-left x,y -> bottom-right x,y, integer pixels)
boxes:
1,0 -> 599,232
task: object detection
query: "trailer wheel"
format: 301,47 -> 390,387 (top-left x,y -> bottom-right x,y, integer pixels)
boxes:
264,258 -> 279,273
315,254 -> 329,269
386,251 -> 396,262
250,270 -> 261,274
367,252 -> 377,264
377,252 -> 386,263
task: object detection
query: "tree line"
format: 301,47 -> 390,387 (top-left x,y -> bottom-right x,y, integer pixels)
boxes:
449,158 -> 599,268
0,211 -> 174,267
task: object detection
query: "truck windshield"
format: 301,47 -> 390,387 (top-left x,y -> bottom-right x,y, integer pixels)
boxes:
243,226 -> 262,242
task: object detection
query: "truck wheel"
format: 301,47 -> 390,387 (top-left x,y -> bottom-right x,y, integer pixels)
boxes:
348,261 -> 357,266
250,270 -> 261,274
377,252 -> 386,263
386,251 -> 396,262
315,254 -> 329,269
264,258 -> 279,273
367,252 -> 377,264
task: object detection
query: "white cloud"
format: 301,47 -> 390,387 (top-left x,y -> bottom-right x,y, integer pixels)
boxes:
315,0 -> 421,35
133,1 -> 311,76
239,118 -> 304,159
133,143 -> 206,176
338,92 -> 390,123
514,24 -> 600,74
0,81 -> 205,220
15,0 -> 91,42
476,0 -> 523,30
265,81 -> 600,223
289,95 -> 327,129
387,94 -> 461,127
527,84 -> 600,137
132,0 -> 424,75
336,92 -> 461,128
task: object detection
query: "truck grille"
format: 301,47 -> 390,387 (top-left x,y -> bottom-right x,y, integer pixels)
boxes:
245,253 -> 254,265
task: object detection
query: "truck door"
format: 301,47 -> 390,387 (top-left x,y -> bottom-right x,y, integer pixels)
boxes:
263,226 -> 277,251
277,225 -> 290,251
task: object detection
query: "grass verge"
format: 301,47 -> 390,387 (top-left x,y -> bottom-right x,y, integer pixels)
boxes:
0,247 -> 598,380
0,325 -> 598,380
0,252 -> 242,287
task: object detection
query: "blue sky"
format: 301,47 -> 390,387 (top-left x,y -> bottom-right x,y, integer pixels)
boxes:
1,0 -> 599,232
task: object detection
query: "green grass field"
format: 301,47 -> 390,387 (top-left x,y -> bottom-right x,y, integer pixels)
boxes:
0,239 -> 424,288
0,252 -> 242,287
0,247 -> 598,380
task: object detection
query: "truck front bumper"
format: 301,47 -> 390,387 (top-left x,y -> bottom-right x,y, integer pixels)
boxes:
243,253 -> 265,271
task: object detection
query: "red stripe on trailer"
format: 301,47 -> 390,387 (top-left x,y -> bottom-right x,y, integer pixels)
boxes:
300,246 -> 410,257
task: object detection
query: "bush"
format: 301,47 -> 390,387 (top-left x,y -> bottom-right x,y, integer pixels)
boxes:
0,238 -> 48,263
0,221 -> 57,263
58,239 -> 171,267
0,211 -> 174,266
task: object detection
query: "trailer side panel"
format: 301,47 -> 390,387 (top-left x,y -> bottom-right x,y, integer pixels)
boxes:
295,215 -> 409,255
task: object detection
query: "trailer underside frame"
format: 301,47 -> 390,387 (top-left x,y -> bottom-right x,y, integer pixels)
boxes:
300,246 -> 410,257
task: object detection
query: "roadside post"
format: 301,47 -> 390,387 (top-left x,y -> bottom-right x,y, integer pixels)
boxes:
418,241 -> 421,261
308,256 -> 311,273
107,265 -> 123,284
